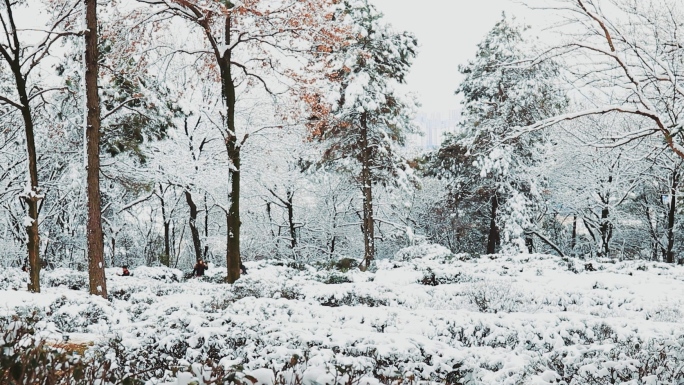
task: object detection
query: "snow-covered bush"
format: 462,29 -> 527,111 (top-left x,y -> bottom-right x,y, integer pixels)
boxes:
0,267 -> 26,291
231,275 -> 304,301
43,268 -> 88,290
394,242 -> 454,262
534,336 -> 684,384
464,279 -> 521,313
130,265 -> 184,283
419,267 -> 473,286
0,315 -> 113,385
317,290 -> 389,308
47,295 -> 113,333
322,272 -> 353,284
645,303 -> 682,322
6,254 -> 684,385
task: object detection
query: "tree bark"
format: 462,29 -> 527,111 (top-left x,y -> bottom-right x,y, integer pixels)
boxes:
203,193 -> 209,259
571,214 -> 577,254
111,237 -> 116,265
525,236 -> 534,253
287,188 -> 297,250
666,169 -> 678,263
19,102 -> 41,293
360,113 -> 374,269
2,0 -> 43,292
220,14 -> 241,283
600,205 -> 611,257
159,184 -> 170,266
486,194 -> 500,254
85,0 -> 107,298
185,189 -> 202,263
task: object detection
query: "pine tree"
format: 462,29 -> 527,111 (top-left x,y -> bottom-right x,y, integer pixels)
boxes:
309,0 -> 418,268
433,14 -> 566,254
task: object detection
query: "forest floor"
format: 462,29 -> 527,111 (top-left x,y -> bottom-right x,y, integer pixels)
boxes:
2,244 -> 684,384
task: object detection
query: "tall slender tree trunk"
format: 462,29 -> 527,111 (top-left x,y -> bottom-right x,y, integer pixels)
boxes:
159,184 -> 170,266
600,206 -> 611,258
185,190 -> 202,262
599,176 -> 613,258
226,150 -> 241,282
2,0 -> 42,292
571,214 -> 577,254
360,113 -> 374,269
525,236 -> 534,253
19,104 -> 41,293
85,0 -> 107,298
221,14 -> 241,283
109,237 -> 115,264
287,188 -> 297,250
666,170 -> 678,263
203,193 -> 210,259
486,194 -> 499,254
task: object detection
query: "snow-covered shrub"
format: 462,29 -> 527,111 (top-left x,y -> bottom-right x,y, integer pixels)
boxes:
47,295 -> 113,333
0,267 -> 26,290
646,303 -> 682,322
232,276 -> 303,301
394,242 -> 453,262
420,270 -> 439,286
0,315 -> 113,385
419,268 -> 472,286
43,268 -> 88,290
171,359 -> 258,385
536,336 -> 684,385
92,335 -> 177,382
318,290 -> 389,307
8,256 -> 684,385
131,265 -> 184,283
154,284 -> 184,297
108,288 -> 131,301
464,279 -> 521,313
318,271 -> 353,284
332,258 -> 359,272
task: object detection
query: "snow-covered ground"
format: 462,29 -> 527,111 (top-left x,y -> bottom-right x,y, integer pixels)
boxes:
3,244 -> 684,384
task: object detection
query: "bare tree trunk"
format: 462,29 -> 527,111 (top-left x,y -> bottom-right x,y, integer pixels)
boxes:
159,184 -> 170,266
486,194 -> 499,254
19,102 -> 41,293
600,206 -> 611,258
185,190 -> 202,262
25,188 -> 40,293
85,0 -> 107,298
221,14 -> 241,283
360,113 -> 374,269
226,151 -> 241,282
1,0 -> 43,292
287,188 -> 296,250
203,193 -> 209,259
111,237 -> 116,265
525,236 -> 534,253
666,170 -> 678,263
571,214 -> 577,254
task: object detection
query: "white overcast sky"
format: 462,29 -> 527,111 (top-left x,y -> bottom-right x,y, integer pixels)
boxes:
370,0 -> 542,117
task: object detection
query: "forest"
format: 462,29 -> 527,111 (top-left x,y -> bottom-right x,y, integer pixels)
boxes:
3,0 -> 683,294
4,0 -> 684,384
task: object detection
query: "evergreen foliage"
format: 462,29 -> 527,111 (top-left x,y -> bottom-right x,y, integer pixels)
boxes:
431,14 -> 567,253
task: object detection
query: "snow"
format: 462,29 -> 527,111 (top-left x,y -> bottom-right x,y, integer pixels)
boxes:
4,249 -> 684,384
23,216 -> 34,227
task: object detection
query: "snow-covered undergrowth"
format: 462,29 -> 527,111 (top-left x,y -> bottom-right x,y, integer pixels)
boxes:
3,245 -> 684,384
